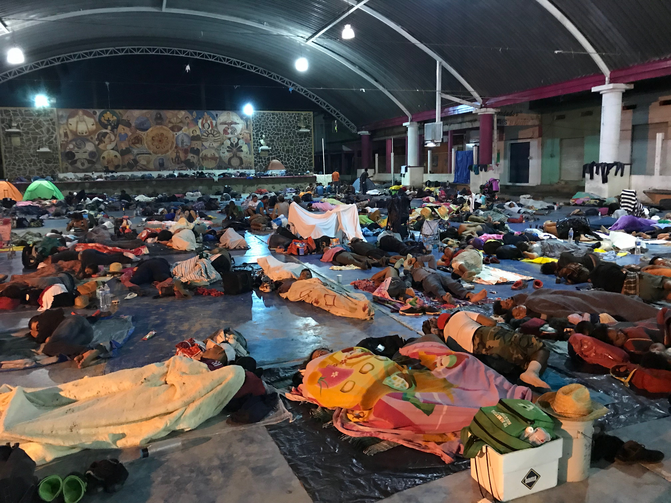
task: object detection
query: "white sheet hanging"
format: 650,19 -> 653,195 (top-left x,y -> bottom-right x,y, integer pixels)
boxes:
287,202 -> 363,240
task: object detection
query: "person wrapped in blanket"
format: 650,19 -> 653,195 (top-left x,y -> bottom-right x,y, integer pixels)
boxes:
290,339 -> 532,463
275,268 -> 374,320
425,311 -> 550,389
28,309 -> 111,368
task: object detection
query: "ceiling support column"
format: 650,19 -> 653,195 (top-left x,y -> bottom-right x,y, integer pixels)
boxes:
404,121 -> 419,166
587,83 -> 633,197
477,108 -> 496,165
386,138 -> 393,174
359,131 -> 372,171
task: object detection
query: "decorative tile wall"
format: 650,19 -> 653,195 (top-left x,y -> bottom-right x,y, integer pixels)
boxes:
0,108 -> 59,180
252,112 -> 314,174
0,108 -> 314,179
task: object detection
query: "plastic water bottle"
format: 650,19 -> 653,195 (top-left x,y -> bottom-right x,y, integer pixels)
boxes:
635,239 -> 642,255
567,228 -> 574,242
519,426 -> 552,446
118,438 -> 184,463
100,284 -> 111,311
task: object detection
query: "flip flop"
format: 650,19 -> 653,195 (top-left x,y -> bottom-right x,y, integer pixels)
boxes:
489,257 -> 500,264
63,474 -> 87,503
124,292 -> 138,300
511,280 -> 528,290
533,280 -> 544,289
38,475 -> 63,502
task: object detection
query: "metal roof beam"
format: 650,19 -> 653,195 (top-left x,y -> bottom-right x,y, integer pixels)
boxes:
534,0 -> 610,81
440,93 -> 478,108
2,6 -> 412,120
343,0 -> 482,104
0,46 -> 359,132
162,0 -> 167,12
306,0 -> 370,44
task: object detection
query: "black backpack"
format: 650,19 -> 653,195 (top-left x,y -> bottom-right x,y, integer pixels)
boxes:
21,245 -> 39,270
0,443 -> 37,503
211,250 -> 233,275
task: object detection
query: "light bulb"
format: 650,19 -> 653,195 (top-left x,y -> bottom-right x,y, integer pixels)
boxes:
342,24 -> 355,40
7,47 -> 24,65
242,103 -> 254,116
295,57 -> 308,72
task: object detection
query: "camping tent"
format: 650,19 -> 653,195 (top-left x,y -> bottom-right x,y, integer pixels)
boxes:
0,181 -> 22,201
288,202 -> 363,240
22,180 -> 64,201
352,177 -> 376,194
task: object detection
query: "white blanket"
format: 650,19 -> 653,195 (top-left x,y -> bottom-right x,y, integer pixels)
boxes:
0,356 -> 244,464
288,202 -> 363,240
219,228 -> 248,249
473,265 -> 533,285
258,255 -> 307,281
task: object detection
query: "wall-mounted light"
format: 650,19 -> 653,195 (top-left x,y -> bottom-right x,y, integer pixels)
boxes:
242,103 -> 254,116
297,118 -> 310,134
36,146 -> 51,158
5,123 -> 22,146
34,94 -> 49,108
295,57 -> 308,72
342,24 -> 355,40
425,141 -> 437,148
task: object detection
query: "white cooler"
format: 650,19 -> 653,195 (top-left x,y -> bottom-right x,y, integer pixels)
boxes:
470,439 -> 563,501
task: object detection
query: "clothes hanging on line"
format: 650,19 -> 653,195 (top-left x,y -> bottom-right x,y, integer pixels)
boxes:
582,162 -> 626,184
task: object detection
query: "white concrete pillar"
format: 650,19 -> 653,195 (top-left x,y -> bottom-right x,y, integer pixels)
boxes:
404,121 -> 419,166
374,153 -> 379,176
592,83 -> 633,163
427,149 -> 432,174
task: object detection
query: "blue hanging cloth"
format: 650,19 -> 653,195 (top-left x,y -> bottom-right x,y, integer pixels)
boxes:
454,151 -> 473,184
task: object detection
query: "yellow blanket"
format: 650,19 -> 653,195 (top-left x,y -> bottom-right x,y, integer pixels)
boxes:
0,356 -> 244,464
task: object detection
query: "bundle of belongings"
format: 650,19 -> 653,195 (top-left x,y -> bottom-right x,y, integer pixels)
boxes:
175,328 -> 251,371
287,341 -> 532,463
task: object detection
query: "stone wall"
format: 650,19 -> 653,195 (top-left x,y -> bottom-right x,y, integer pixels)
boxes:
253,111 -> 313,174
0,108 -> 60,180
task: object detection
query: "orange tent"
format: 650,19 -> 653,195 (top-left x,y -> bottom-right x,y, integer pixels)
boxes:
0,181 -> 22,201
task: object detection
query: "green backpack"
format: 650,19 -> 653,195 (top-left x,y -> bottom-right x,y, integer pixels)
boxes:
461,399 -> 555,458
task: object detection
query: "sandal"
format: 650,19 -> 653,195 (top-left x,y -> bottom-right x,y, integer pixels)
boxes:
511,280 -> 528,290
533,279 -> 543,289
489,257 -> 500,264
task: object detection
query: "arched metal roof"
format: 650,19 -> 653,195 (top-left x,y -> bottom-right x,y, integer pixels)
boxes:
0,0 -> 670,128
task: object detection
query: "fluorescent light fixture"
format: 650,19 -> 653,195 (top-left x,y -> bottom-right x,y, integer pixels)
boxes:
242,103 -> 254,116
295,57 -> 308,72
7,47 -> 24,65
425,141 -> 437,148
342,24 -> 355,40
34,94 -> 49,108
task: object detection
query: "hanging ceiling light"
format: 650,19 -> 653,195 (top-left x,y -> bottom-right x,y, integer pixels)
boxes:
7,47 -> 24,65
295,57 -> 308,72
425,141 -> 437,148
342,24 -> 355,40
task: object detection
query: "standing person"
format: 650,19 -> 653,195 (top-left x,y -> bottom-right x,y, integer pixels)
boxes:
359,169 -> 369,193
332,170 -> 341,193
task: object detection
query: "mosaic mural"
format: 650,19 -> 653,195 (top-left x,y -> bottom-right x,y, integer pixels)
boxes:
58,109 -> 254,172
252,112 -> 313,174
0,108 -> 60,180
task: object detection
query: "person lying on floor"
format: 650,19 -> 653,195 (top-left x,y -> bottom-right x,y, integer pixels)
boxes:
276,268 -> 374,320
320,244 -> 383,270
494,288 -> 660,322
539,250 -> 601,284
369,266 -> 415,302
49,249 -> 134,278
349,237 -> 388,261
428,311 -> 550,389
28,309 -> 110,368
405,254 -> 487,303
589,262 -> 671,303
377,230 -> 427,257
175,205 -> 198,223
446,246 -> 483,281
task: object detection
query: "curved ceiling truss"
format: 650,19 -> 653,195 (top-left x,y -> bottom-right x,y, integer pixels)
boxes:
0,46 -> 359,132
2,6 -> 412,120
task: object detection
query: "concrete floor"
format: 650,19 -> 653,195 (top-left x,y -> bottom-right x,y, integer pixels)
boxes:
1,207 -> 671,502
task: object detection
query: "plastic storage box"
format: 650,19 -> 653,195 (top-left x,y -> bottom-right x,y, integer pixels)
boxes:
470,438 -> 563,501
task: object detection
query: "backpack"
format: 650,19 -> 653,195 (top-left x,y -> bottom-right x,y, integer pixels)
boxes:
461,399 -> 555,458
21,245 -> 40,269
211,250 -> 233,275
568,334 -> 629,369
0,443 -> 38,503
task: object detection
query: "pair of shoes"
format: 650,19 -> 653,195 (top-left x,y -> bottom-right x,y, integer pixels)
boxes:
39,474 -> 86,503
